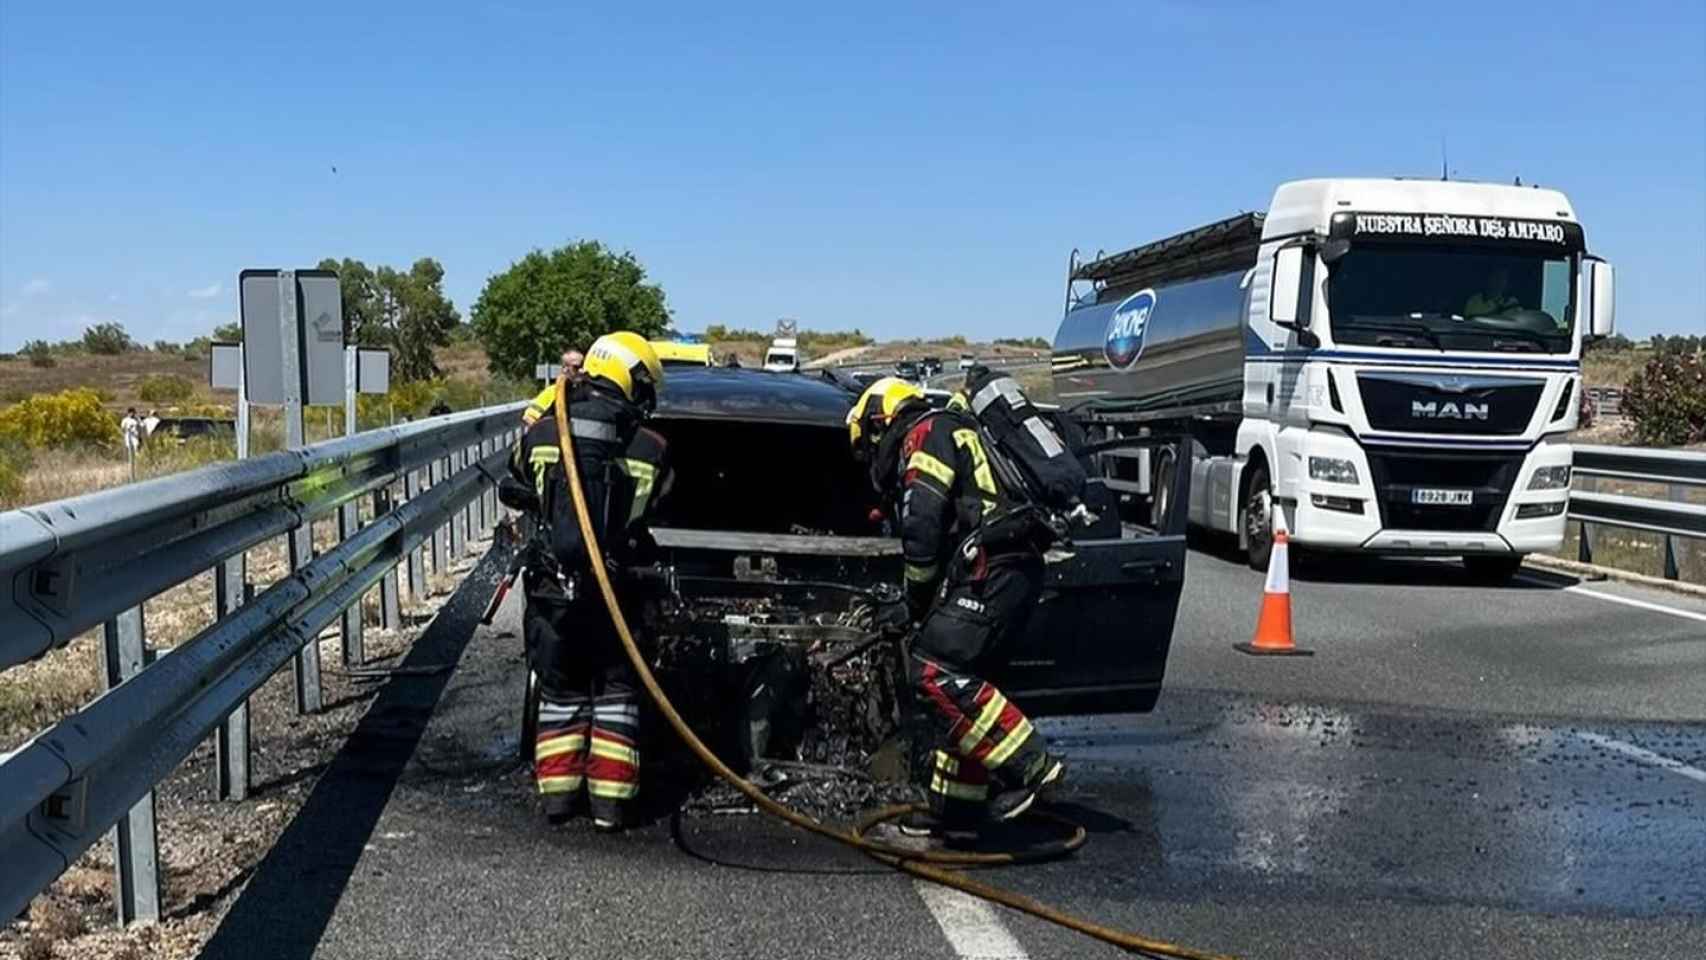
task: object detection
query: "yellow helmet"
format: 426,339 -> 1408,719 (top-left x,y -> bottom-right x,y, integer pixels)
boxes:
584,331 -> 665,411
847,376 -> 926,457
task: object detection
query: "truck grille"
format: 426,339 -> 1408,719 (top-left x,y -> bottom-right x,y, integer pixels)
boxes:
1357,373 -> 1542,436
1365,448 -> 1523,532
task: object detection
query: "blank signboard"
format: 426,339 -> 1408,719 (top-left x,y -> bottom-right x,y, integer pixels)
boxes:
209,342 -> 242,391
357,348 -> 390,394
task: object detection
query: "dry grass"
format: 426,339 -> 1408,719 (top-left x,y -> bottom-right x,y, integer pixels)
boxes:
0,351 -> 220,415
1581,348 -> 1651,389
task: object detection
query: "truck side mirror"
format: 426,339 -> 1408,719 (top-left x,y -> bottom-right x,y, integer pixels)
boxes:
1269,244 -> 1321,348
1588,260 -> 1616,339
1270,246 -> 1304,325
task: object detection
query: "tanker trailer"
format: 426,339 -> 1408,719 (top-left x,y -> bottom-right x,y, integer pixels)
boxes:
1052,177 -> 1617,581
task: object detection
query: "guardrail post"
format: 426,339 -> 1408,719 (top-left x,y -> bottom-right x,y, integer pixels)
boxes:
405,468 -> 427,599
214,557 -> 251,801
431,457 -> 449,577
1663,482 -> 1683,580
290,522 -> 323,714
451,449 -> 469,558
1577,474 -> 1595,564
476,438 -> 491,535
376,485 -> 402,630
100,606 -> 161,924
339,501 -> 365,664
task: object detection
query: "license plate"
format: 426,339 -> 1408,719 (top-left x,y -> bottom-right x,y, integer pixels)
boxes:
1411,488 -> 1474,506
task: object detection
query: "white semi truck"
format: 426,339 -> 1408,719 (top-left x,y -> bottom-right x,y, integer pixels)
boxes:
1052,178 -> 1616,580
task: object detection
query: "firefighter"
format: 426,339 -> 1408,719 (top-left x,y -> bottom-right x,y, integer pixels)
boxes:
847,377 -> 1066,836
508,332 -> 670,831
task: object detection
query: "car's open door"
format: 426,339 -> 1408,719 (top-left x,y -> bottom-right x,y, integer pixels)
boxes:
997,433 -> 1192,716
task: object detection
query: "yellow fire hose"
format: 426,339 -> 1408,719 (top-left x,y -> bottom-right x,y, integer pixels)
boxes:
552,376 -> 1235,960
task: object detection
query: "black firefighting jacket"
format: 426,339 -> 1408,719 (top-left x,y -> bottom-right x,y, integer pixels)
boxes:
508,379 -> 672,596
882,404 -> 1011,618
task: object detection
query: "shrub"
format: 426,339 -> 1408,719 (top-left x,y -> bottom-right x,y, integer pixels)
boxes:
139,433 -> 235,475
82,322 -> 134,355
2,387 -> 27,404
0,388 -> 120,448
21,340 -> 56,368
153,340 -> 180,354
0,440 -> 32,507
138,374 -> 194,404
1622,350 -> 1706,446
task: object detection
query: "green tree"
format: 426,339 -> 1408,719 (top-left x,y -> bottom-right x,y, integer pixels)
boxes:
471,241 -> 669,380
212,321 -> 243,342
317,257 -> 459,381
82,322 -> 133,355
20,340 -> 56,368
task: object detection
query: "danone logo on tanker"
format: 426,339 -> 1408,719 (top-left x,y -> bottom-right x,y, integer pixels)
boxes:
1104,289 -> 1156,370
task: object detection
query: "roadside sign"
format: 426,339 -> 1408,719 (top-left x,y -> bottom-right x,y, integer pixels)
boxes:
238,269 -> 345,405
535,363 -> 562,382
209,342 -> 242,391
356,348 -> 390,394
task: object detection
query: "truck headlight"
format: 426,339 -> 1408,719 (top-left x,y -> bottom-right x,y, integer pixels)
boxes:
1308,456 -> 1359,485
1528,465 -> 1572,490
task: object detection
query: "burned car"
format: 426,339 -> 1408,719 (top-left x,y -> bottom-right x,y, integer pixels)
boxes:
520,366 -> 1191,777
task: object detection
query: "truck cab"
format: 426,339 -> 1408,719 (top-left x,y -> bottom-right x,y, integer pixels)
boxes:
1054,178 -> 1616,580
764,338 -> 800,372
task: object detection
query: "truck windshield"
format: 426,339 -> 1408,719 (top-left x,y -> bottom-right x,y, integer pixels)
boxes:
1327,245 -> 1576,354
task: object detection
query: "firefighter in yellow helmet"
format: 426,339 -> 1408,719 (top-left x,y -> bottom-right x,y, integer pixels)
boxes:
504,331 -> 671,830
847,378 -> 1065,838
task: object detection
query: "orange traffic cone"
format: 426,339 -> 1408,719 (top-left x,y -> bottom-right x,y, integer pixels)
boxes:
1235,520 -> 1312,657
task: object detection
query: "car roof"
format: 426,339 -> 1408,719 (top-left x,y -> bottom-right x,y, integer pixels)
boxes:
655,366 -> 854,426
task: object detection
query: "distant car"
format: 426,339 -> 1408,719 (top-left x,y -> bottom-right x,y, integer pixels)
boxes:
921,356 -> 943,376
151,417 -> 236,444
959,353 -> 976,371
894,360 -> 921,381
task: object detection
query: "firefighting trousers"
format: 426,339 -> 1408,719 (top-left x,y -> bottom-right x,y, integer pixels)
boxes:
906,556 -> 1048,827
525,592 -> 641,822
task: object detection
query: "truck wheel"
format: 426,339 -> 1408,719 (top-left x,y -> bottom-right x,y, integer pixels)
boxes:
1243,462 -> 1274,572
1464,554 -> 1525,583
1152,447 -> 1178,528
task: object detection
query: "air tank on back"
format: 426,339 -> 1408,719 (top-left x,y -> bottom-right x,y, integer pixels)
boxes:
1051,213 -> 1263,412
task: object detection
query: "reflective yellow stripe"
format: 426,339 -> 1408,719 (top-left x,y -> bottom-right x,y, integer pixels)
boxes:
535,735 -> 587,760
984,717 -> 1035,768
907,450 -> 955,487
620,458 -> 657,523
933,751 -> 960,775
904,562 -> 939,583
588,779 -> 640,799
952,429 -> 998,506
522,406 -> 544,426
930,773 -> 988,802
590,740 -> 640,767
530,445 -> 560,502
957,692 -> 1010,756
537,775 -> 583,794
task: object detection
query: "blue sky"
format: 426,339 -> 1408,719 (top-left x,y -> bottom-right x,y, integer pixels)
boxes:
2,1 -> 1702,352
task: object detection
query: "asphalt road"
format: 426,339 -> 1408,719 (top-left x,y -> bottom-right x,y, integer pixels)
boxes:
196,543 -> 1706,960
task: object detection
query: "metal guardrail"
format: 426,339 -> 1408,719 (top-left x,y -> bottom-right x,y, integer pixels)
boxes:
0,403 -> 525,925
1570,444 -> 1706,580
1584,386 -> 1623,418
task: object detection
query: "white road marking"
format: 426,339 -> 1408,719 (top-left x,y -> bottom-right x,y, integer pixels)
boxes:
914,879 -> 1031,959
1516,577 -> 1706,624
1576,731 -> 1706,785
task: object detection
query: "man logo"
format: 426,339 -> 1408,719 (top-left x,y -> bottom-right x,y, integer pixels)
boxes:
1104,289 -> 1157,370
1412,401 -> 1489,421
